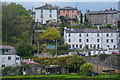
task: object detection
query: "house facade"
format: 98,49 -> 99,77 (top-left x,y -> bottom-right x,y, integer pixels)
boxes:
35,4 -> 58,24
118,1 -> 120,11
64,27 -> 120,55
86,9 -> 120,27
60,7 -> 78,25
0,45 -> 20,68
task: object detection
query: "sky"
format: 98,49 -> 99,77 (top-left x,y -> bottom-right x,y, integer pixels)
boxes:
1,0 -> 120,2
15,2 -> 118,14
1,0 -> 120,14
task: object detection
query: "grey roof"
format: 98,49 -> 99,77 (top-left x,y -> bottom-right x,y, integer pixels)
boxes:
35,4 -> 58,10
87,10 -> 118,15
65,28 -> 120,33
60,6 -> 77,10
0,45 -> 15,50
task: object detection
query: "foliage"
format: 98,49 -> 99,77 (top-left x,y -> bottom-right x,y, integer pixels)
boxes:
66,55 -> 86,73
43,60 -> 51,66
2,2 -> 31,45
52,60 -> 59,65
41,27 -> 61,41
15,42 -> 32,57
79,62 -> 93,76
80,13 -> 83,24
57,44 -> 71,55
106,24 -> 111,28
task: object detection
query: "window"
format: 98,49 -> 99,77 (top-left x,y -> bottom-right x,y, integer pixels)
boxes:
90,44 -> 92,49
76,44 -> 78,48
41,10 -> 43,13
114,45 -> 116,49
68,10 -> 69,13
72,15 -> 74,18
41,14 -> 43,18
79,39 -> 81,42
69,39 -> 71,42
86,39 -> 89,42
112,19 -> 114,23
93,44 -> 96,49
106,39 -> 109,43
106,33 -> 109,37
98,19 -> 100,23
8,57 -> 11,60
2,49 -> 5,54
63,10 -> 65,13
111,39 -> 113,43
41,20 -> 43,24
16,57 -> 19,60
79,33 -> 81,37
68,15 -> 70,18
104,20 -> 106,23
97,33 -> 99,37
2,65 -> 5,68
69,33 -> 71,37
50,14 -> 52,17
97,44 -> 99,49
72,10 -> 74,13
86,33 -> 88,37
49,10 -> 52,13
79,45 -> 82,48
97,39 -> 99,42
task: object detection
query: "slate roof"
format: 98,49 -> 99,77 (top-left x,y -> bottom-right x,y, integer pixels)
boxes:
87,10 -> 118,15
65,28 -> 120,33
35,4 -> 58,10
0,45 -> 15,50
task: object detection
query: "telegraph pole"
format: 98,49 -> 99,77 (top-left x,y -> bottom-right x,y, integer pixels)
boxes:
30,6 -> 35,55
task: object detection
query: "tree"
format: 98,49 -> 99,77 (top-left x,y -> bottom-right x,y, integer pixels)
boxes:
52,60 -> 59,65
79,62 -> 93,76
41,27 -> 61,41
15,43 -> 32,57
80,13 -> 83,24
2,2 -> 31,45
106,24 -> 111,28
67,55 -> 86,73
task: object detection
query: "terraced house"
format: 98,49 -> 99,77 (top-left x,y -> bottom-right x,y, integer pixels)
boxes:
60,7 -> 78,25
86,9 -> 120,27
64,27 -> 120,55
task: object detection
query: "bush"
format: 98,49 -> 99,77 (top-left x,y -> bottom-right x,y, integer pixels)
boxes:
79,62 -> 93,76
106,24 -> 111,28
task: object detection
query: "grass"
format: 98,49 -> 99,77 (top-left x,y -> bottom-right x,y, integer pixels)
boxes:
1,74 -> 120,79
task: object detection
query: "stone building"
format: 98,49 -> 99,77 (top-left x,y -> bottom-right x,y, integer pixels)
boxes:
35,4 -> 58,24
0,45 -> 20,68
86,9 -> 120,27
64,27 -> 120,55
59,7 -> 78,25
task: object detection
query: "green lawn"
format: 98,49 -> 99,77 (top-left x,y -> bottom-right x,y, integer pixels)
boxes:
1,74 -> 120,80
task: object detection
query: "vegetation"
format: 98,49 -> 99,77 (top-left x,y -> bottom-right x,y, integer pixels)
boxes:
67,55 -> 86,73
2,3 -> 31,45
79,62 -> 93,76
99,54 -> 109,61
106,24 -> 111,28
41,27 -> 61,41
2,74 -> 120,80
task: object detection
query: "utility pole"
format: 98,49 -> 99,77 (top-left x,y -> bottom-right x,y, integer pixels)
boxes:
30,6 -> 35,55
56,39 -> 57,57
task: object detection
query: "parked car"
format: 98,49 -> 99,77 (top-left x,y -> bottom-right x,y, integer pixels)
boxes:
112,52 -> 118,55
90,72 -> 98,76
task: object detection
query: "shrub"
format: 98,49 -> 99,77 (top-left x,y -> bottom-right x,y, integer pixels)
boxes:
79,62 -> 93,76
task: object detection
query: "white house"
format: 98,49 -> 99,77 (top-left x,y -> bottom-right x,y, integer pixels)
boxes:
0,45 -> 20,69
64,27 -> 120,55
35,4 -> 58,24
